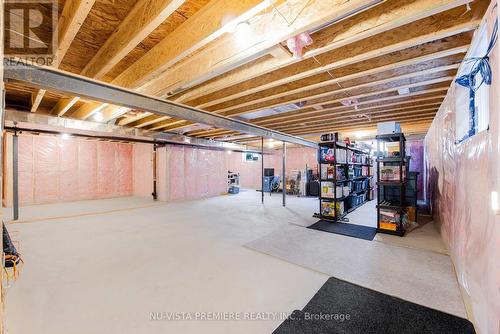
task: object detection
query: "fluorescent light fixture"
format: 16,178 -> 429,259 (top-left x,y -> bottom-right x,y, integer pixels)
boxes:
398,88 -> 410,95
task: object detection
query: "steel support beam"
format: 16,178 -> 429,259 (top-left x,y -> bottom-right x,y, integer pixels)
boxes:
3,60 -> 318,149
282,141 -> 286,207
4,109 -> 269,153
261,137 -> 264,204
12,131 -> 19,220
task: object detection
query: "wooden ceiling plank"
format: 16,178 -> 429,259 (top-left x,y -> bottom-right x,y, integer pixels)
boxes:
188,87 -> 448,137
172,0 -> 476,104
112,0 -> 276,90
222,75 -> 454,118
255,98 -> 445,126
80,0 -> 186,79
273,108 -> 440,131
197,20 -> 475,110
31,0 -> 96,112
51,96 -> 81,116
216,63 -> 459,116
189,91 -> 447,138
140,0 -> 391,97
82,0 -> 277,122
71,101 -> 109,120
261,102 -> 444,128
286,114 -> 437,135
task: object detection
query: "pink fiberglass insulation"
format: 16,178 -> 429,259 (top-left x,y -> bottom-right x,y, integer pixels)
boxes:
78,140 -> 98,200
132,143 -> 153,197
97,141 -> 116,196
18,134 -> 34,205
166,146 -> 226,201
425,6 -> 498,333
15,133 -> 134,205
196,149 -> 209,197
284,147 -> 318,173
34,135 -> 60,203
407,139 -> 424,200
169,145 -> 186,201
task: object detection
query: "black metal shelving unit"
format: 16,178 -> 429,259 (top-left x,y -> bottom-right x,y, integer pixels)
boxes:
376,133 -> 407,236
314,141 -> 373,222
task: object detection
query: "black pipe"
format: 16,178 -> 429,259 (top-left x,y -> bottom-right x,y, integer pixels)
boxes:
152,144 -> 158,200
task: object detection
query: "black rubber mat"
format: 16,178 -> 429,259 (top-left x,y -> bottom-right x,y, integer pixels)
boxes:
273,277 -> 475,334
307,220 -> 377,241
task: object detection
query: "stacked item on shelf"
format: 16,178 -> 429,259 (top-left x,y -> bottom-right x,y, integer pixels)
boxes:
376,132 -> 419,236
315,136 -> 373,222
227,171 -> 240,194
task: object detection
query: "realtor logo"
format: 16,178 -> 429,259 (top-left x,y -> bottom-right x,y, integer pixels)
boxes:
4,0 -> 58,65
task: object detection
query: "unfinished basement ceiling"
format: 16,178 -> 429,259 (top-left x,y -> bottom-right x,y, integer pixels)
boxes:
4,0 -> 488,145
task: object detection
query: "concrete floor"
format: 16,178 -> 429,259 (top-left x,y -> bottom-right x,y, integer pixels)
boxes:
3,191 -> 462,333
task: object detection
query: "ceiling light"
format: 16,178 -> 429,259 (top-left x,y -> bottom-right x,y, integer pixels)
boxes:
61,133 -> 71,140
235,21 -> 252,40
94,111 -> 104,122
226,150 -> 233,155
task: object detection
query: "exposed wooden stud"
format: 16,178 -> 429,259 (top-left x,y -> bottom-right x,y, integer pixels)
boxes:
80,0 -> 186,79
172,0 -> 476,104
30,0 -> 96,113
216,64 -> 459,116
112,0 -> 277,90
51,96 -> 81,116
269,44 -> 293,59
139,0 -> 388,97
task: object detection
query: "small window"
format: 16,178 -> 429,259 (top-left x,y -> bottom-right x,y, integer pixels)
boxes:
243,152 -> 259,162
455,23 -> 490,142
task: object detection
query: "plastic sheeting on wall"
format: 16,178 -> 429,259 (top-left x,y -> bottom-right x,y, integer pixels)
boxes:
132,143 -> 153,197
11,133 -> 134,205
407,140 -> 424,200
166,146 -> 226,201
425,5 -> 499,333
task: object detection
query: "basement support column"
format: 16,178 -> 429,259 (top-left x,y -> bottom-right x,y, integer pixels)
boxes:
261,137 -> 264,204
282,141 -> 286,207
152,144 -> 158,200
13,130 -> 19,220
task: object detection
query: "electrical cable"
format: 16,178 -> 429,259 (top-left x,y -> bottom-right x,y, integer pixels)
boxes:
455,18 -> 498,141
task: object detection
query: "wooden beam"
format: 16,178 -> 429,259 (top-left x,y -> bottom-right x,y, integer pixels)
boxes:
255,97 -> 445,126
71,102 -> 109,120
269,44 -> 293,59
74,0 -> 275,121
30,0 -> 96,112
112,0 -> 276,90
140,42 -> 466,128
250,88 -> 449,124
189,90 -> 447,138
272,108 -> 440,132
217,63 -> 459,116
197,19 -> 476,110
80,0 -> 185,79
138,0 -> 389,97
286,114 -> 437,135
172,0 -> 476,104
222,75 -> 455,118
51,96 -> 80,116
261,102 -> 443,128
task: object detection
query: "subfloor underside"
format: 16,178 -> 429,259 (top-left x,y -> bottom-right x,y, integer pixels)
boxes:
3,191 -> 465,333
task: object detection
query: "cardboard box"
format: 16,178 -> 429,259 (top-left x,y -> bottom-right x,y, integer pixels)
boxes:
377,121 -> 401,135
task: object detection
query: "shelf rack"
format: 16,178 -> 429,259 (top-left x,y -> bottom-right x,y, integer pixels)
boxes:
315,141 -> 373,222
376,133 -> 407,236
